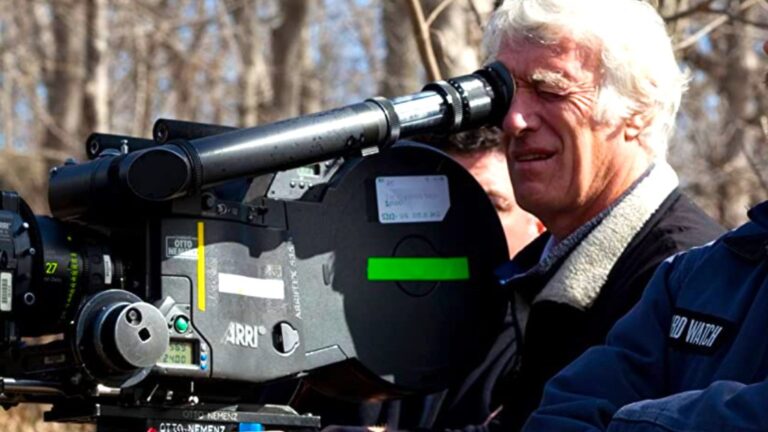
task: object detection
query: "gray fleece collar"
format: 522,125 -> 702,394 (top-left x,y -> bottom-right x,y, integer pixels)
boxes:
534,161 -> 679,309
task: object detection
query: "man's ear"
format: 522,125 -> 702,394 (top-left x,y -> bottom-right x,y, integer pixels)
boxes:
624,113 -> 649,142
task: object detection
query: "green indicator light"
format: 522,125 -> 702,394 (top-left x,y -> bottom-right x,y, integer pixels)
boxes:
174,316 -> 189,333
367,257 -> 470,281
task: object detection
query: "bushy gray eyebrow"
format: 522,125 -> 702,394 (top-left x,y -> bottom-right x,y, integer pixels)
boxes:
529,69 -> 572,90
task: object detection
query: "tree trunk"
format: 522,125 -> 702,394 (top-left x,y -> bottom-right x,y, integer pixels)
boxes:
165,0 -> 207,121
226,0 -> 265,127
714,5 -> 759,226
43,0 -> 87,163
426,0 -> 494,77
270,0 -> 312,122
380,0 -> 421,97
300,5 -> 323,115
1,1 -> 15,153
131,23 -> 155,137
82,0 -> 110,136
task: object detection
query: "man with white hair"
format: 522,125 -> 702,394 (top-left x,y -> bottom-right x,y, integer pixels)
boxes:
521,39 -> 768,432
428,0 -> 723,430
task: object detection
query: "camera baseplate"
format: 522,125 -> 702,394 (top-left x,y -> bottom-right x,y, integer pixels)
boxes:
45,401 -> 321,432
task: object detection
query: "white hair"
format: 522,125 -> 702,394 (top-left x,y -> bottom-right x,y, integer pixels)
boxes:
483,0 -> 688,158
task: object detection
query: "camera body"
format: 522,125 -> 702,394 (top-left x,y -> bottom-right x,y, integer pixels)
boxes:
0,63 -> 515,429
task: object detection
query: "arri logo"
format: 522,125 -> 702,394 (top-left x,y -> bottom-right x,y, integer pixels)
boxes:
223,321 -> 265,349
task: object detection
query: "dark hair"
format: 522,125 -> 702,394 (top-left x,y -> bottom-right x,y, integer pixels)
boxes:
410,126 -> 504,154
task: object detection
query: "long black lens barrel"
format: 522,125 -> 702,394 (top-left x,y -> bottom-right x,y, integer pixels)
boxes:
48,62 -> 513,213
190,101 -> 386,186
181,61 -> 513,190
155,57 -> 514,145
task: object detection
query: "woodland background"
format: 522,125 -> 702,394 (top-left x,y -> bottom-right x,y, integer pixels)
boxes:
0,0 -> 766,430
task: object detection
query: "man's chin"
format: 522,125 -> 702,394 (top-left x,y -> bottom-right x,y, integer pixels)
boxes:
514,195 -> 554,219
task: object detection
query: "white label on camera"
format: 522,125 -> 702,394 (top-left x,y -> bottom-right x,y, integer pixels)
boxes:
218,272 -> 285,300
376,175 -> 450,224
165,236 -> 198,260
0,272 -> 12,311
103,254 -> 113,285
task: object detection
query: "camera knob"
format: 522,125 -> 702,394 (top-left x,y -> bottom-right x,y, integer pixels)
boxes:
74,290 -> 170,386
113,302 -> 169,368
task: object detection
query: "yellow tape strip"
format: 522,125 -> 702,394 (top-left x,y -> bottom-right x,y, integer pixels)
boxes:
197,221 -> 206,311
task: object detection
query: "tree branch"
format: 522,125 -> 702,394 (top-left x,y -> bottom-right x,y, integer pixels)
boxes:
467,0 -> 484,28
741,116 -> 768,194
662,0 -> 718,22
406,0 -> 441,81
675,0 -> 762,51
705,9 -> 768,30
342,0 -> 379,82
761,116 -> 768,143
426,0 -> 456,27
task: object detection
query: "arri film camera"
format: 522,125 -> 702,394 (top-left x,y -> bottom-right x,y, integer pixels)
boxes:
0,63 -> 514,431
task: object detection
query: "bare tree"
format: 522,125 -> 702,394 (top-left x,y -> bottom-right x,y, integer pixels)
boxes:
665,0 -> 768,226
129,15 -> 158,137
1,0 -> 16,153
224,0 -> 268,126
380,0 -> 422,97
426,0 -> 494,77
82,0 -> 110,136
270,0 -> 313,122
43,0 -> 87,163
165,1 -> 210,121
300,1 -> 324,115
404,0 -> 495,81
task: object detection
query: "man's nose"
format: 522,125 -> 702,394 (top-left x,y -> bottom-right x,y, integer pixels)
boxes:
502,91 -> 541,137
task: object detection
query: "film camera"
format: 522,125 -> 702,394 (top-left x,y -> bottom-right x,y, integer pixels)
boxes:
0,63 -> 514,431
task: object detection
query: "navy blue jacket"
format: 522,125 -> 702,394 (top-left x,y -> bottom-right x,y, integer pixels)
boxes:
526,201 -> 768,432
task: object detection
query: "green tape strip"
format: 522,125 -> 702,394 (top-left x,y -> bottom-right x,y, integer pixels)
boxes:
367,257 -> 470,281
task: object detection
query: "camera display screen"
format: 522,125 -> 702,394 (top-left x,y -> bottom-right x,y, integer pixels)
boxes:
159,340 -> 195,365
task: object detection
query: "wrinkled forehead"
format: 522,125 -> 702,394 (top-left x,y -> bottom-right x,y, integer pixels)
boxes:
497,35 -> 603,85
